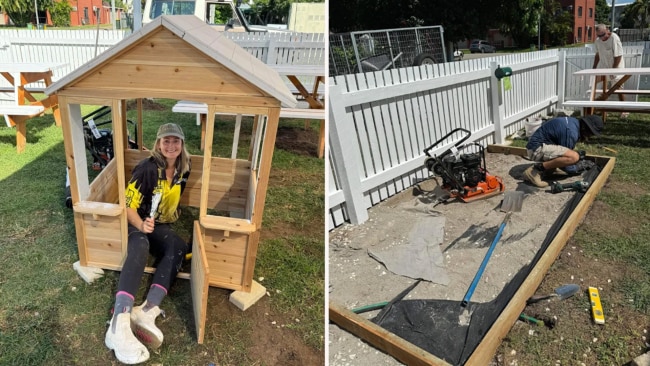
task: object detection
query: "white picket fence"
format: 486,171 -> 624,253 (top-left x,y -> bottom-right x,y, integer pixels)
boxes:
0,29 -> 325,97
327,46 -> 645,229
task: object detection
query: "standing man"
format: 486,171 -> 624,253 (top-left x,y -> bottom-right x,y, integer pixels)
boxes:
592,24 -> 628,117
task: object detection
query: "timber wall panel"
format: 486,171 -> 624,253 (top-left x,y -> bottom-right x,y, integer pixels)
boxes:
81,214 -> 123,266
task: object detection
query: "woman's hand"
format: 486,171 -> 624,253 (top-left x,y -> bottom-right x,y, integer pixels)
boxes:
141,217 -> 155,233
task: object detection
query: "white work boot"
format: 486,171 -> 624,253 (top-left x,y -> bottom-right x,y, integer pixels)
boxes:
131,301 -> 164,349
105,312 -> 150,364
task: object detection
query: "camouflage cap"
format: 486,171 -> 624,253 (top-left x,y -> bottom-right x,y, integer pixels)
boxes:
157,123 -> 184,140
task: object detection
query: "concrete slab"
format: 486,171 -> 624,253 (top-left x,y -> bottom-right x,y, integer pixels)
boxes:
229,280 -> 266,311
73,260 -> 105,284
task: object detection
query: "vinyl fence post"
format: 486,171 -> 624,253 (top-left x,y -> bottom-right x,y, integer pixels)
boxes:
490,61 -> 505,144
328,84 -> 369,225
558,50 -> 566,109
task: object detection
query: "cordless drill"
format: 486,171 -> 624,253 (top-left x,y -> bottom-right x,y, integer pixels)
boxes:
550,181 -> 589,194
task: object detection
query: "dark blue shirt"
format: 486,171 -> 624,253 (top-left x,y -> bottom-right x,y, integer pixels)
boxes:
526,116 -> 580,152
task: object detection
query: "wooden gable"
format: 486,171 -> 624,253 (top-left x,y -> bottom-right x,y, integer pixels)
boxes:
47,15 -> 297,108
67,28 -> 267,101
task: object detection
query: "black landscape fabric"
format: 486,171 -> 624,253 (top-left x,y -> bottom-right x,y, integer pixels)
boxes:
373,165 -> 601,365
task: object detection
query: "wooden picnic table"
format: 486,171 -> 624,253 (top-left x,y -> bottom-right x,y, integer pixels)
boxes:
270,64 -> 325,109
564,67 -> 650,117
0,62 -> 66,152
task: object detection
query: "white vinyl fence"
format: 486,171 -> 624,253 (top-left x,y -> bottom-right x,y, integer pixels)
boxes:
0,29 -> 129,94
327,46 -> 645,229
0,29 -> 325,100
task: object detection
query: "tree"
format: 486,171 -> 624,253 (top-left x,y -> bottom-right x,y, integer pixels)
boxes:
50,0 -> 72,27
620,0 -> 650,38
493,0 -> 544,47
595,0 -> 610,24
249,0 -> 324,26
0,0 -> 52,27
541,0 -> 573,46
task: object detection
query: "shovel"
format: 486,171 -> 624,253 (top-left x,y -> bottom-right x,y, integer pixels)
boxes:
500,191 -> 524,213
527,283 -> 580,304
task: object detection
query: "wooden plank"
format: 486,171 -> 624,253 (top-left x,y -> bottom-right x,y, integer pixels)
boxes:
57,87 -> 280,107
329,302 -> 451,366
73,201 -> 122,216
203,232 -> 248,257
200,216 -> 256,233
111,100 -> 128,259
59,98 -> 89,265
190,221 -> 209,344
83,215 -> 123,267
251,109 -> 280,227
87,160 -> 119,203
239,230 -> 259,293
172,101 -> 324,120
0,105 -> 44,115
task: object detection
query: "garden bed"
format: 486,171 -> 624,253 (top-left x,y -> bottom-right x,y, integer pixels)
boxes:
329,145 -> 614,366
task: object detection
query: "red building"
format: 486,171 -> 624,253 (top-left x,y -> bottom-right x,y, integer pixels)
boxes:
68,0 -> 119,26
561,0 -> 596,44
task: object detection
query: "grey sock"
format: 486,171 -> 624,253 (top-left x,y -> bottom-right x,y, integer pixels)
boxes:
111,292 -> 134,330
145,284 -> 167,309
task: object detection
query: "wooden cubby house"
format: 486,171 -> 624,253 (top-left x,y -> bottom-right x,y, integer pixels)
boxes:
45,15 -> 297,343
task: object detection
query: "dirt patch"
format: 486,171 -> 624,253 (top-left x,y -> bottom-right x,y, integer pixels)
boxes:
220,295 -> 322,366
275,126 -> 320,157
328,151 -> 588,365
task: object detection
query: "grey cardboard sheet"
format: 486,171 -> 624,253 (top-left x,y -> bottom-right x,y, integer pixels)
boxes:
368,215 -> 449,285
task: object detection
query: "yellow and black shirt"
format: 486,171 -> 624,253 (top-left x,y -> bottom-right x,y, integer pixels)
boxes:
125,157 -> 190,224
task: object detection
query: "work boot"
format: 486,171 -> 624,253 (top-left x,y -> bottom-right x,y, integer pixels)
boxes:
131,301 -> 164,349
523,165 -> 549,188
105,312 -> 150,364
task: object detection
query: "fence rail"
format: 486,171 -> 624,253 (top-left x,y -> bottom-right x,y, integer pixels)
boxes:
327,45 -> 649,229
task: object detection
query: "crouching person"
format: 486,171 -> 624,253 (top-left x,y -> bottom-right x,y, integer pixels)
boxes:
523,115 -> 603,188
105,123 -> 191,364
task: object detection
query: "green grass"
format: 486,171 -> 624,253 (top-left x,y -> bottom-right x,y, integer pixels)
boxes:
0,99 -> 324,364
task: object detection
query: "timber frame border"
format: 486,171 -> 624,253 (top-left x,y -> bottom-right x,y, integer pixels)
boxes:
329,145 -> 615,365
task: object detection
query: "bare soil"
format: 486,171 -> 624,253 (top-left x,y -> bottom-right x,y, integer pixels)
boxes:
275,125 -> 322,158
328,151 -> 601,365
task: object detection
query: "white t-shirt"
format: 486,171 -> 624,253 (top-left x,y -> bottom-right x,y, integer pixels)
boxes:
595,32 -> 625,69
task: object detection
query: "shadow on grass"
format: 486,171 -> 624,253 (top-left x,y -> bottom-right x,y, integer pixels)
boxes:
0,112 -> 58,149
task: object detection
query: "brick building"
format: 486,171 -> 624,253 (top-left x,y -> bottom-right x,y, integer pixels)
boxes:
560,0 -> 596,44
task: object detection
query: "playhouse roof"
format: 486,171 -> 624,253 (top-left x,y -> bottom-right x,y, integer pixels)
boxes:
46,15 -> 297,108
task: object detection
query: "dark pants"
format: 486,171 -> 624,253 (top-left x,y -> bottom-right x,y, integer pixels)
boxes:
117,223 -> 188,297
